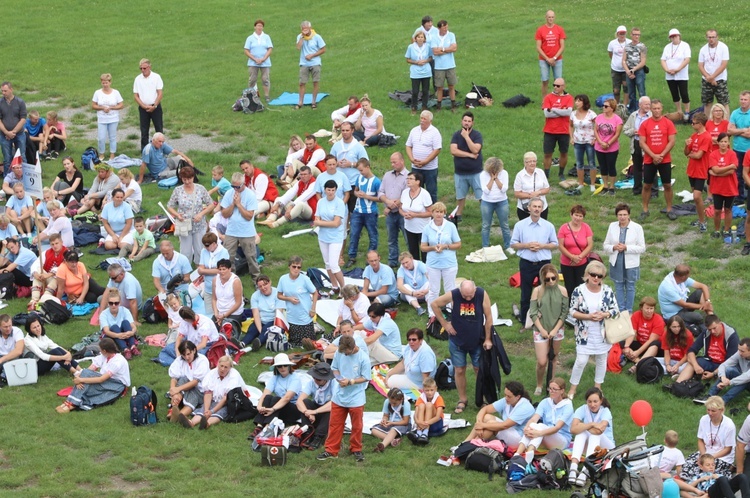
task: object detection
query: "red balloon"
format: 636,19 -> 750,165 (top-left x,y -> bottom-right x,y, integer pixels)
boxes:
630,400 -> 653,427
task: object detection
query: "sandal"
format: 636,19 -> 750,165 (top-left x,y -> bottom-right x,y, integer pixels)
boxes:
311,103 -> 317,110
293,104 -> 302,110
55,402 -> 73,414
454,400 -> 468,414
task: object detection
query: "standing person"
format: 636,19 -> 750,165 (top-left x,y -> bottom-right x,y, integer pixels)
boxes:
295,21 -> 326,110
399,171 -> 433,263
569,94 -> 597,194
412,15 -> 438,89
707,104 -> 730,153
314,180 -> 347,294
684,112 -> 712,232
567,261 -> 619,400
557,205 -> 594,299
729,91 -> 750,204
314,154 -> 351,201
535,10 -> 566,102
622,28 -> 648,114
431,20 -> 457,112
244,19 -> 273,103
529,265 -> 568,396
421,202 -> 461,320
0,82 -> 27,176
133,58 -> 163,150
405,110 -> 442,203
709,133 -> 739,239
639,99 -> 678,220
510,197 -> 558,331
479,157 -> 510,249
91,73 -> 124,161
661,29 -> 692,121
514,152 -> 551,221
603,203 -> 646,313
346,159 -> 380,268
329,122 -> 368,214
698,30 -> 730,117
623,96 -> 652,196
430,280 -> 493,415
277,256 -> 318,348
450,111 -> 483,222
220,172 -> 260,280
542,78 -> 574,180
167,166 -> 214,264
379,152 -> 409,268
317,336 -> 371,463
405,31 -> 432,115
608,26 -> 631,107
594,98 -> 624,195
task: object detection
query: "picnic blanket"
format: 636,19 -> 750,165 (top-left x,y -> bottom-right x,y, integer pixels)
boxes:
268,92 -> 329,106
370,364 -> 421,402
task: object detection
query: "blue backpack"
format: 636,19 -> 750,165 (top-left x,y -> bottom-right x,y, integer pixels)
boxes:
158,176 -> 179,189
305,268 -> 331,291
81,147 -> 99,171
130,386 -> 158,426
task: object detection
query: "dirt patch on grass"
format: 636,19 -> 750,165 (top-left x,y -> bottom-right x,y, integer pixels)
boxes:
95,451 -> 114,463
104,476 -> 150,494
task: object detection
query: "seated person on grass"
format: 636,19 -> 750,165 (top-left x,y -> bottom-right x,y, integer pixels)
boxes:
371,387 -> 411,453
105,263 -> 143,322
207,165 -> 231,200
259,165 -> 317,228
152,240 -> 192,294
296,361 -> 335,451
33,188 -> 56,234
23,110 -> 45,161
323,320 -> 367,362
122,216 -> 157,262
239,274 -> 283,350
75,163 -> 120,216
0,236 -> 37,289
703,337 -> 750,405
409,377 -> 445,446
396,251 -> 429,316
657,264 -> 714,327
281,134 -> 326,186
138,132 -> 193,183
2,160 -> 24,197
334,284 -> 370,332
355,302 -> 403,365
29,233 -> 67,309
463,380 -> 535,448
330,95 -> 362,143
362,250 -> 399,306
658,430 -> 707,497
676,314 -> 738,385
167,340 -> 210,424
40,111 -> 67,160
6,183 -> 33,236
623,296 -> 665,373
178,355 -> 245,430
386,327 -> 436,391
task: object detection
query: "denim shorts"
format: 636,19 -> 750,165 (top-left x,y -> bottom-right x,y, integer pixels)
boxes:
449,339 -> 482,368
539,59 -> 563,82
454,173 -> 482,200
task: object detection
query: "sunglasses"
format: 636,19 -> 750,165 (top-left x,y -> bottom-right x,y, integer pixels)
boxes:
545,277 -> 557,282
290,265 -> 302,269
203,242 -> 213,247
553,84 -> 562,88
230,184 -> 242,190
589,273 -> 604,279
108,301 -> 120,306
602,105 -> 611,109
407,338 -> 419,342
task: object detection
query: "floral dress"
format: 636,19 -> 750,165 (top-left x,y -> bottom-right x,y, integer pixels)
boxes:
167,184 -> 212,232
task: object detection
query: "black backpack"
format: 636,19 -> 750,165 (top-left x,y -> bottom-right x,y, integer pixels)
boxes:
130,386 -> 158,426
39,300 -> 72,325
671,379 -> 705,398
538,448 -> 570,490
635,357 -> 662,384
464,447 -> 505,481
435,359 -> 456,390
224,386 -> 258,423
232,88 -> 264,114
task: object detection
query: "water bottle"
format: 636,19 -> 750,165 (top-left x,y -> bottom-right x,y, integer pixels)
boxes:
131,386 -> 137,397
731,225 -> 737,243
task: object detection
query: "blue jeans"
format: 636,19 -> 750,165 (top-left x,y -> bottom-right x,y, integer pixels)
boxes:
418,168 -> 438,203
107,323 -> 136,351
1,132 -> 26,176
573,143 -> 596,169
610,265 -> 640,312
626,69 -> 646,113
347,211 -> 379,260
480,199 -> 510,248
241,320 -> 272,346
709,366 -> 750,404
97,121 -> 118,155
385,212 -> 406,267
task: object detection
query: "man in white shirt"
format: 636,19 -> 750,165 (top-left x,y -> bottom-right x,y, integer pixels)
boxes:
698,29 -> 730,116
0,314 -> 24,384
405,110 -> 442,203
607,26 -> 631,107
133,58 -> 164,151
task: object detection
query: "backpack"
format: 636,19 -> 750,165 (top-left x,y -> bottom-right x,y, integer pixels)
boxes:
671,379 -> 705,398
507,454 -> 529,482
73,226 -> 102,247
233,88 -> 264,114
260,444 -> 287,466
464,447 -> 505,481
635,357 -> 662,384
81,147 -> 100,171
266,325 -> 290,352
434,358 -> 456,390
426,309 -> 450,341
538,448 -> 570,490
224,386 -> 258,423
142,296 -> 168,324
305,268 -> 331,292
158,176 -> 179,189
206,337 -> 245,369
39,300 -> 72,325
130,386 -> 158,426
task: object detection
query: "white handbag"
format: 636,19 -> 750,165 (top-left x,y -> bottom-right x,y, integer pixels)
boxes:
604,310 -> 635,344
5,358 -> 38,386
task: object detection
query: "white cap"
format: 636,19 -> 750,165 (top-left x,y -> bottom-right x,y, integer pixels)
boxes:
668,28 -> 681,38
616,25 -> 627,34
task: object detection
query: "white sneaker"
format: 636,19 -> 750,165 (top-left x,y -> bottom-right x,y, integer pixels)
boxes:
506,247 -> 516,256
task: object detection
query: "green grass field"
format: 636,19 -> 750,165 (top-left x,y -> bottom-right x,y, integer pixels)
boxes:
3,1 -> 750,496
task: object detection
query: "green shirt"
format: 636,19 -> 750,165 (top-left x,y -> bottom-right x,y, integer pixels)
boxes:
134,229 -> 156,249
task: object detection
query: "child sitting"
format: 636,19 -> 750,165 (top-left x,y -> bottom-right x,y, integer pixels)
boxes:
207,165 -> 231,200
371,387 -> 411,453
660,430 -> 705,498
6,183 -> 34,236
41,111 -> 67,160
24,110 -> 46,161
124,216 -> 157,261
689,453 -> 750,498
409,377 -> 445,445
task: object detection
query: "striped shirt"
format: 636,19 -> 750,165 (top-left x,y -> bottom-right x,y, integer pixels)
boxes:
406,124 -> 442,171
354,175 -> 381,214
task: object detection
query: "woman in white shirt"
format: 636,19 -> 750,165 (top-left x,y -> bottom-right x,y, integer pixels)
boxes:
117,169 -> 142,213
335,284 -> 369,332
354,95 -> 386,147
602,203 -> 646,312
479,157 -> 510,249
24,315 -> 81,376
212,258 -> 244,326
661,29 -> 692,120
178,355 -> 245,429
91,73 -> 124,161
513,151 -> 550,220
168,340 -> 210,423
399,171 -> 433,263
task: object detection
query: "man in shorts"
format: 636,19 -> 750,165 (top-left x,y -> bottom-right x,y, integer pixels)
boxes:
608,26 -> 631,107
295,21 -> 326,110
638,99 -> 677,220
430,20 -> 457,112
542,78 -> 573,180
622,28 -> 648,114
450,111 -> 483,222
535,10 -> 566,102
698,30 -> 730,116
683,112 -> 711,232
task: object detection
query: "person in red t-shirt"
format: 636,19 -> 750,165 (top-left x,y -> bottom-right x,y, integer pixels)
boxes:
708,133 -> 738,237
661,315 -> 694,376
623,296 -> 664,372
684,112 -> 712,231
638,99 -> 677,220
542,78 -> 573,180
29,233 -> 67,310
676,314 -> 739,384
535,10 -> 566,101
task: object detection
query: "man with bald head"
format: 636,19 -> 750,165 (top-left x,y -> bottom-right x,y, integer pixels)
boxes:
542,77 -> 573,180
430,280 -> 493,414
378,152 -> 409,267
138,132 -> 193,183
152,240 -> 192,294
535,10 -> 566,101
623,96 -> 652,195
405,110 -> 442,202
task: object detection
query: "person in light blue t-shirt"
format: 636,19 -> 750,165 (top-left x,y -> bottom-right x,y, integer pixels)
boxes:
431,20 -> 458,111
362,251 -> 399,306
276,256 -> 317,348
315,154 -> 351,201
296,20 -> 326,109
515,377 -> 574,464
357,302 -> 402,365
220,172 -> 260,281
254,353 -> 302,427
462,381 -> 535,447
568,387 -> 615,487
421,202 -> 461,318
244,19 -> 274,102
396,251 -> 429,315
314,179 -> 347,293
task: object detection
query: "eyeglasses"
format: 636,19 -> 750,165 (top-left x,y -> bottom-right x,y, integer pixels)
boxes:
407,338 -> 419,342
230,184 -> 242,190
589,273 -> 604,279
203,242 -> 213,247
548,386 -> 563,392
108,301 -> 120,306
140,67 -> 149,70
290,265 -> 302,269
553,84 -> 562,88
545,277 -> 557,282
602,105 -> 611,109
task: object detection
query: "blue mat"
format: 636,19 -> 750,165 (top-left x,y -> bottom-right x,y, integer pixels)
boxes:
269,92 -> 329,106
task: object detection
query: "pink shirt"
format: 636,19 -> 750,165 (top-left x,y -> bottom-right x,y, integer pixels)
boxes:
594,114 -> 623,153
557,222 -> 593,266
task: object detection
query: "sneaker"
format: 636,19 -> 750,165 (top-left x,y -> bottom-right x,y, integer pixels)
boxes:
345,259 -> 356,269
693,396 -> 708,405
564,188 -> 582,196
131,346 -> 142,357
251,338 -> 262,351
317,451 -> 338,461
123,348 -> 132,360
639,211 -> 650,221
306,435 -> 324,450
50,151 -> 59,159
352,451 -> 365,462
505,247 -> 515,256
568,470 -> 578,486
302,338 -> 317,351
407,431 -> 419,445
418,435 -> 430,446
416,307 -> 426,317
666,210 -> 678,221
575,470 -> 588,487
711,231 -> 722,239
742,243 -> 750,256
699,223 -> 707,233
374,443 -> 385,453
690,220 -> 700,227
533,387 -> 543,396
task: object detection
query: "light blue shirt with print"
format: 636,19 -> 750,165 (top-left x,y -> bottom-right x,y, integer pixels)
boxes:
397,260 -> 428,289
421,221 -> 460,269
316,196 -> 347,244
363,264 -> 399,301
220,186 -> 258,238
277,274 -> 316,325
331,347 -> 371,407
